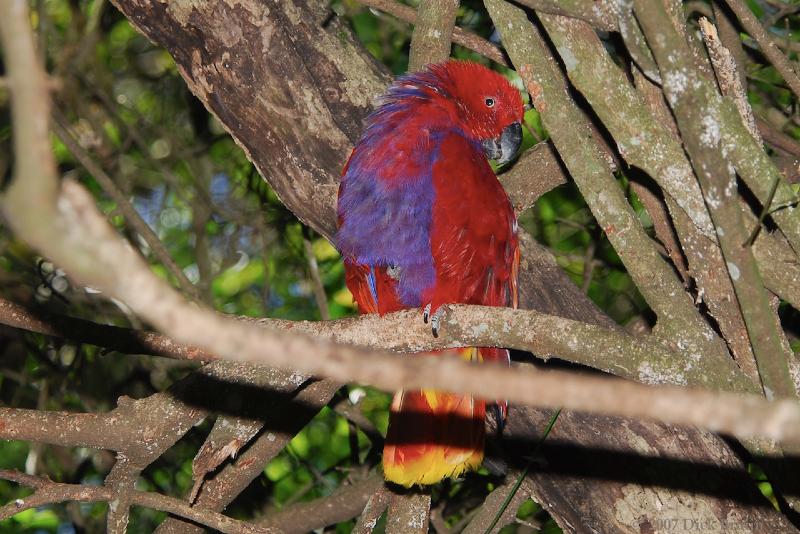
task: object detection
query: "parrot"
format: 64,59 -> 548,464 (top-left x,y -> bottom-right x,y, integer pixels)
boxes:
336,60 -> 523,487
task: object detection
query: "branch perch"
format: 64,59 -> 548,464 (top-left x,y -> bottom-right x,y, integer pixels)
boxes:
0,296 -> 753,393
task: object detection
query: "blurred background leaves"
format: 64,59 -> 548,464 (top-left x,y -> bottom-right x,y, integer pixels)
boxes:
4,0 -> 799,532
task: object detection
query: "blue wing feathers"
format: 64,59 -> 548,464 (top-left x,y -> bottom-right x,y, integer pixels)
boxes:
336,68 -> 463,307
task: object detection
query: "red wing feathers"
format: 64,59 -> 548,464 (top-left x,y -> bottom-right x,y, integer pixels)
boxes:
426,133 -> 519,313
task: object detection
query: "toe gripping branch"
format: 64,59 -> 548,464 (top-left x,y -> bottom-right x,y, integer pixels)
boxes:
422,303 -> 447,338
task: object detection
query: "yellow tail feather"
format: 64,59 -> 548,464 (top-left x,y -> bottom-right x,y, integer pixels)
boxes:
382,348 -> 485,487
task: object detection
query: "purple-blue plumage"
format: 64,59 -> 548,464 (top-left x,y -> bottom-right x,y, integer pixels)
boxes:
335,70 -> 453,306
336,137 -> 437,306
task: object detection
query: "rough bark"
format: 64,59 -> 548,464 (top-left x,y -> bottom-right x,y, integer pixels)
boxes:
508,406 -> 798,534
89,0 -> 800,531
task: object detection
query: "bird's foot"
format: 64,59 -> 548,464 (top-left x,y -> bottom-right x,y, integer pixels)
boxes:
422,303 -> 448,338
489,401 -> 509,434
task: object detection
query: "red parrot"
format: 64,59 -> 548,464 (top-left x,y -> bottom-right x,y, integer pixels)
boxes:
336,61 -> 523,486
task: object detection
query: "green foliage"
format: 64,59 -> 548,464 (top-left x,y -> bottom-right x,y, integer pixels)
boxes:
0,0 -> 640,531
5,0 -> 798,532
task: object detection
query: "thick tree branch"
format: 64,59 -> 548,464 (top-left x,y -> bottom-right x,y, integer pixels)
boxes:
6,2 -> 800,532
631,50 -> 760,383
3,265 -> 800,451
462,469 -> 531,533
352,486 -> 391,534
386,491 -> 430,534
6,0 -> 800,454
0,296 -> 754,393
154,379 -> 341,534
499,141 -> 568,214
537,14 -> 713,239
408,0 -> 460,71
537,13 -> 764,381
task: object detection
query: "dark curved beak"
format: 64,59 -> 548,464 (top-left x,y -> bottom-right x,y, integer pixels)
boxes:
482,122 -> 522,166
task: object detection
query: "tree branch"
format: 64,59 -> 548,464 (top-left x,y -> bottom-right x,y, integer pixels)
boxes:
633,0 -> 797,400
698,17 -> 761,143
0,470 -> 274,534
352,485 -> 391,534
514,0 -> 616,31
356,0 -> 509,67
257,473 -> 384,533
51,112 -> 203,302
0,296 -> 754,393
154,379 -> 341,534
386,491 -> 430,534
408,0 -> 459,71
631,52 -> 760,383
4,3 -> 793,450
485,0 -> 732,369
0,296 -> 213,360
9,0 -> 800,460
723,0 -> 800,100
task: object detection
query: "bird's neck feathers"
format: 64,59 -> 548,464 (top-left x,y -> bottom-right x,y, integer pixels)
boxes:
363,70 -> 462,144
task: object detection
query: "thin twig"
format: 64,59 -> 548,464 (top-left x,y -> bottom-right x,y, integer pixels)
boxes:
303,236 -> 330,320
51,112 -> 202,302
745,176 -> 781,247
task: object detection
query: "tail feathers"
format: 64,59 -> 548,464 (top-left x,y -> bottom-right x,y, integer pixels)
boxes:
382,348 -> 486,487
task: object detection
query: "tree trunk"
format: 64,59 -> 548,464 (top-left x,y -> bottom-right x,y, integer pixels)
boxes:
110,0 -> 798,531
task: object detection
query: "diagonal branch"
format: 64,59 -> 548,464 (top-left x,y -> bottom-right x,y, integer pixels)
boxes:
0,296 -> 754,393
633,0 -> 797,400
723,0 -> 800,100
257,473 -> 384,533
154,379 -> 341,534
9,0 -> 800,458
485,0 -> 732,368
51,111 -> 202,302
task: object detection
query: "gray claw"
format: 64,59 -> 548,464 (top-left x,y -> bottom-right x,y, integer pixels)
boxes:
423,303 -> 431,323
430,306 -> 446,338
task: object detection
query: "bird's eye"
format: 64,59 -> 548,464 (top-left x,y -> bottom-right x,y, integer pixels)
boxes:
485,97 -> 495,108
